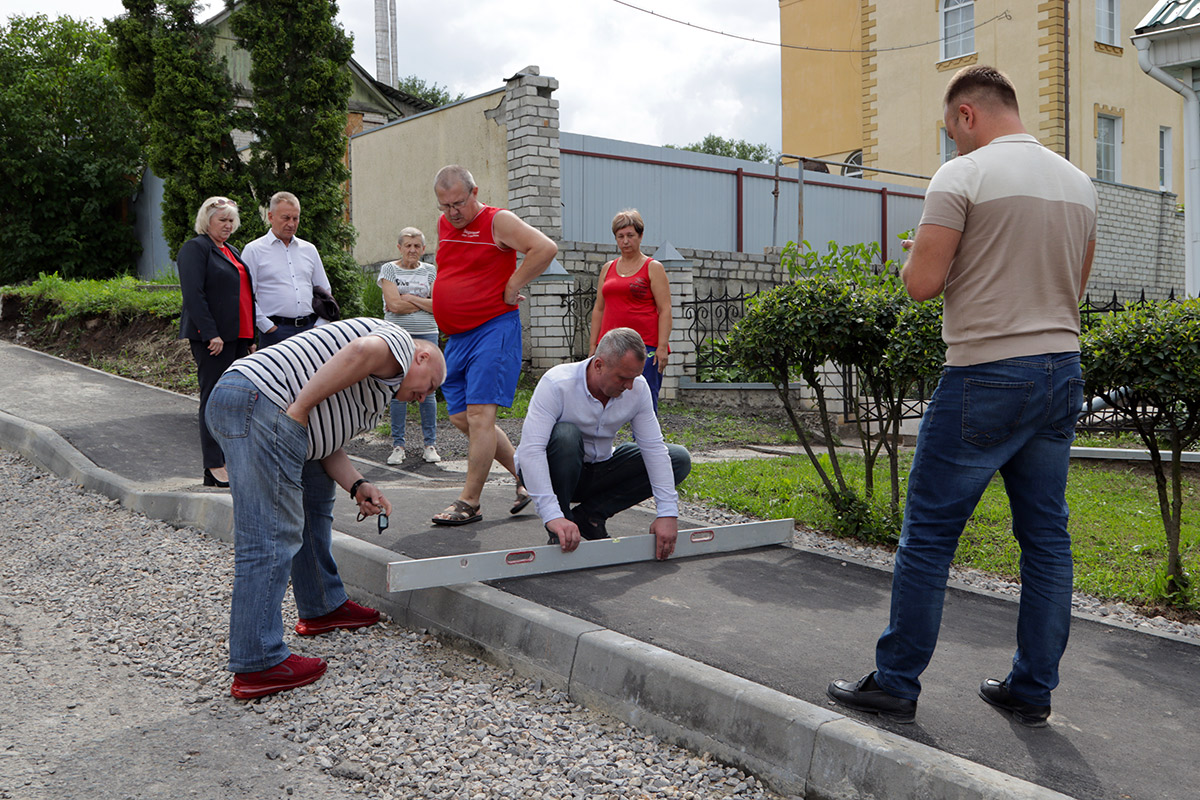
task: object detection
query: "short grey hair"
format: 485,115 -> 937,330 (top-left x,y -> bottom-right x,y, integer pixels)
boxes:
611,208 -> 645,236
595,327 -> 646,363
434,164 -> 476,193
194,197 -> 240,235
269,191 -> 300,213
398,227 -> 425,247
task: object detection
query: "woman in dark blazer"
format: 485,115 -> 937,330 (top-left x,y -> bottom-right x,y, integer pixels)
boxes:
178,196 -> 257,487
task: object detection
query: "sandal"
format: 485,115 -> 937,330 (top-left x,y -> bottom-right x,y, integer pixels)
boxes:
432,499 -> 482,526
510,486 -> 532,515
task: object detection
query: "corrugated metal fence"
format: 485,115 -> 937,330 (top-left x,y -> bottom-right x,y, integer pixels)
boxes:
560,132 -> 927,261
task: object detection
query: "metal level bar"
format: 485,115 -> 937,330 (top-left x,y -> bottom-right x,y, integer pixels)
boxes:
387,518 -> 794,593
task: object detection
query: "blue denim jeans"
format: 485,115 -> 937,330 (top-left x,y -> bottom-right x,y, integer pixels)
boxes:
535,422 -> 691,521
643,348 -> 663,413
390,331 -> 439,447
205,371 -> 349,673
874,353 -> 1084,706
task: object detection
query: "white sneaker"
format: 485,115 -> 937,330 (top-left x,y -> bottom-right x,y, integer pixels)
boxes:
386,446 -> 405,465
422,445 -> 442,463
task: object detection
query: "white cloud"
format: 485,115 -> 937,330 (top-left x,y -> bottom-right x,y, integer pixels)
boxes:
3,0 -> 782,148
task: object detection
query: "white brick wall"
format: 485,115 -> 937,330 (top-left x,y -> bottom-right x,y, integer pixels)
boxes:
1091,182 -> 1184,301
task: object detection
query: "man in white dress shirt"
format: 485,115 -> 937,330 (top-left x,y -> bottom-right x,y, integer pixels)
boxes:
242,191 -> 332,348
514,327 -> 691,560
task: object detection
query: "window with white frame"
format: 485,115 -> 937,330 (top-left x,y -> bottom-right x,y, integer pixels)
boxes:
1160,126 -> 1173,191
1096,0 -> 1120,46
842,150 -> 863,179
941,0 -> 975,61
1096,114 -> 1121,183
940,127 -> 957,163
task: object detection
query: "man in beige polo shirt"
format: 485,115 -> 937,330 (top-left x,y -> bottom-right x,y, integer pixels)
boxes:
828,65 -> 1097,727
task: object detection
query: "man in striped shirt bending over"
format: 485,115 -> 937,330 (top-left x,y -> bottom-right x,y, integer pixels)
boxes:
206,317 -> 445,699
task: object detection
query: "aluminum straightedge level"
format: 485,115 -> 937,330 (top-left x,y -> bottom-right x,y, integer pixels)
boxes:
387,518 -> 794,592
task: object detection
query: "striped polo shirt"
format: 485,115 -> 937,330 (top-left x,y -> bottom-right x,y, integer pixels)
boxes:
229,317 -> 414,459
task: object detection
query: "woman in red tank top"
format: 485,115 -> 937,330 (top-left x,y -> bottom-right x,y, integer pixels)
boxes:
587,209 -> 672,410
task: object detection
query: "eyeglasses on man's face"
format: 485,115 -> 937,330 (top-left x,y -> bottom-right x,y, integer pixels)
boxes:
437,197 -> 470,213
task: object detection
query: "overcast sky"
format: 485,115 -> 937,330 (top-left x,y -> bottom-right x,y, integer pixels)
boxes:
2,0 -> 784,151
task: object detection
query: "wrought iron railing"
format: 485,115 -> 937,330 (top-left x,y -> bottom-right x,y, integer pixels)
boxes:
680,285 -> 929,423
1076,289 -> 1180,435
681,287 -> 755,382
558,275 -> 1179,435
560,283 -> 596,361
675,286 -> 1182,433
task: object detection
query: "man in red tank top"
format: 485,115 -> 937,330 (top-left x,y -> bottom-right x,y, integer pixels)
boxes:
430,165 -> 558,526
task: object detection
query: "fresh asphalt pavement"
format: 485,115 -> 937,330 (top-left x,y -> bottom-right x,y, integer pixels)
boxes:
1,340 -> 1197,800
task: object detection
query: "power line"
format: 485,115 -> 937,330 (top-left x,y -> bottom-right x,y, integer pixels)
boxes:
609,1 -> 1013,54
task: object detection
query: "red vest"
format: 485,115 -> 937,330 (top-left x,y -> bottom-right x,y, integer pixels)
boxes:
599,257 -> 660,347
433,206 -> 518,335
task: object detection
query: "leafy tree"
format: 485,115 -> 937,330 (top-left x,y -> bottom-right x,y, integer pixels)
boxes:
786,242 -> 944,515
0,14 -> 145,282
726,240 -> 944,540
396,74 -> 463,107
108,0 -> 251,256
111,0 -> 365,313
104,0 -> 155,115
1082,299 -> 1200,602
230,0 -> 362,316
667,134 -> 776,163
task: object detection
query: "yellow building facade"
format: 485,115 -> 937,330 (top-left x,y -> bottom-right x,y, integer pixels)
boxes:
779,0 -> 1185,193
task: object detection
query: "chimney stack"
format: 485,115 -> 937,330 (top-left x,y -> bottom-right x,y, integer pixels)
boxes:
374,0 -> 397,87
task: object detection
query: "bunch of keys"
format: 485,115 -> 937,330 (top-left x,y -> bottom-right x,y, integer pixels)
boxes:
357,508 -> 389,534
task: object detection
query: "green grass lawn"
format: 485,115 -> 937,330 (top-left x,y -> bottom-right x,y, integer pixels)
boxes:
681,452 -> 1200,611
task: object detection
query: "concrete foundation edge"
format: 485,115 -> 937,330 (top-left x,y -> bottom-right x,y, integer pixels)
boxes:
0,410 -> 1071,800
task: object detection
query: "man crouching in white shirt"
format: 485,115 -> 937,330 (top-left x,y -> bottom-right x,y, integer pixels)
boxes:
514,327 -> 691,560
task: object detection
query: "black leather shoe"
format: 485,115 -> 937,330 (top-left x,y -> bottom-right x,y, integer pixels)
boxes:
545,515 -> 609,545
827,671 -> 916,723
571,505 -> 609,541
577,514 -> 609,541
978,678 -> 1050,727
203,468 -> 230,488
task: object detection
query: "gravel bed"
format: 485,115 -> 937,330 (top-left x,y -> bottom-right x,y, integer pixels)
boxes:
675,499 -> 1200,643
5,445 -> 1193,798
0,450 -> 788,800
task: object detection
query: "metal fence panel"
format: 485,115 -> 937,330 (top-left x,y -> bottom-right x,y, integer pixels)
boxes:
799,177 -> 926,263
561,132 -> 926,258
562,133 -> 743,251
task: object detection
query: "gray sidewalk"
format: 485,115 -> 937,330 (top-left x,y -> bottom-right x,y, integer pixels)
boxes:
1,340 -> 1197,800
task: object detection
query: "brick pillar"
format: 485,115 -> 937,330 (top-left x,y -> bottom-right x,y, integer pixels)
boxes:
653,242 -> 696,402
504,65 -> 561,241
526,277 -> 575,378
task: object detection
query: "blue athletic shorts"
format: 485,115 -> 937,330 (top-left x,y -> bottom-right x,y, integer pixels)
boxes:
441,310 -> 522,416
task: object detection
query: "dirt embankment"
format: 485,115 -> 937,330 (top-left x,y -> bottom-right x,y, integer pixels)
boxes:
0,296 -> 197,395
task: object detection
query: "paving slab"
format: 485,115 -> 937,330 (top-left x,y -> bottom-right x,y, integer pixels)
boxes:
2,340 -> 1197,800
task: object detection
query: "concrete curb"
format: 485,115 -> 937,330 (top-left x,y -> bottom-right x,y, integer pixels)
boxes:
0,409 -> 1072,800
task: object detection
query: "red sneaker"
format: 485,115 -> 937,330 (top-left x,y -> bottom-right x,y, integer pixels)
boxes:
230,654 -> 327,700
294,599 -> 381,636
